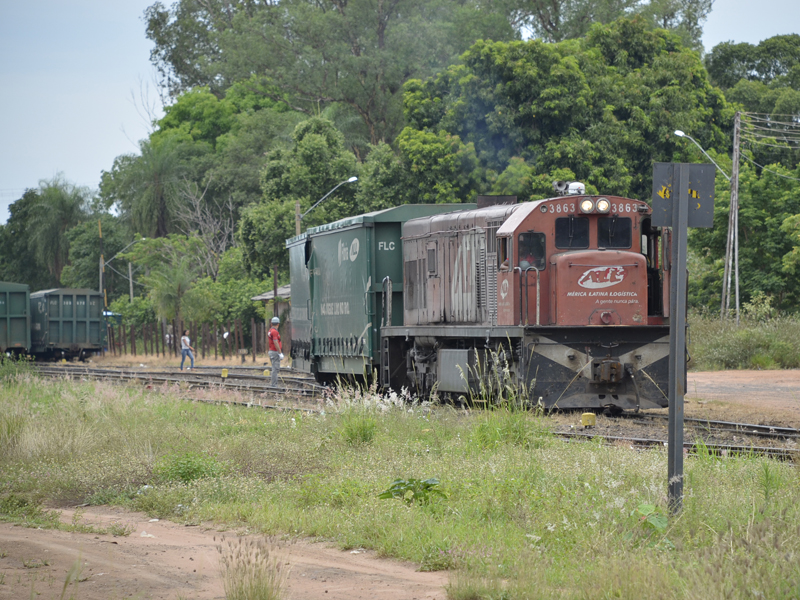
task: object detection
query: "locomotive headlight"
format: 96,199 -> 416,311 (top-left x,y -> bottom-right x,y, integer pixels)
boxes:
579,198 -> 595,213
596,198 -> 611,213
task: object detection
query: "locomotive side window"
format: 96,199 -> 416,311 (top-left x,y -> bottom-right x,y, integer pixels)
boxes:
498,237 -> 510,269
597,216 -> 632,248
554,217 -> 589,248
518,232 -> 545,270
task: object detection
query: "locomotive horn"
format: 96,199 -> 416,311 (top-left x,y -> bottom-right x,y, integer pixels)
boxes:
553,180 -> 568,193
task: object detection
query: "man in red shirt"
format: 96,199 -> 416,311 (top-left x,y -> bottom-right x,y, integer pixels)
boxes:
268,317 -> 283,387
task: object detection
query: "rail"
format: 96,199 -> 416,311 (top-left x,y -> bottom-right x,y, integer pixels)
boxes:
518,266 -> 541,326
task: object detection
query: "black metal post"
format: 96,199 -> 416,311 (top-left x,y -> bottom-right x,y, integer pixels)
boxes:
667,163 -> 689,513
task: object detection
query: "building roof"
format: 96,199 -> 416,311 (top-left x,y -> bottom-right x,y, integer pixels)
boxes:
251,284 -> 292,302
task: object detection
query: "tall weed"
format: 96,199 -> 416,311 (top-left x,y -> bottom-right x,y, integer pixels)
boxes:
218,536 -> 287,600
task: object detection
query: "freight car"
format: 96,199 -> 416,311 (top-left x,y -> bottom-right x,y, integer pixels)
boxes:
30,288 -> 105,359
0,281 -> 31,354
287,204 -> 475,381
289,185 -> 675,411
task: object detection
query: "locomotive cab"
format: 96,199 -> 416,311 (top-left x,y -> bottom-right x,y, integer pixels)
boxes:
495,195 -> 665,328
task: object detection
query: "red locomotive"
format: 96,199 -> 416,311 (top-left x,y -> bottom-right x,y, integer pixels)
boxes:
381,183 -> 672,410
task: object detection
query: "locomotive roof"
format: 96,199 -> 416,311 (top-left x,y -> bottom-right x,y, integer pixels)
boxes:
403,203 -> 520,238
496,200 -> 547,237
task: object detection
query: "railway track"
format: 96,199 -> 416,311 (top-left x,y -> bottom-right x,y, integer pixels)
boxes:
621,413 -> 800,441
557,430 -> 800,461
33,364 -> 325,398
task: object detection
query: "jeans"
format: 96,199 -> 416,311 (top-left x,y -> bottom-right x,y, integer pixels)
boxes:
268,350 -> 281,386
181,348 -> 194,369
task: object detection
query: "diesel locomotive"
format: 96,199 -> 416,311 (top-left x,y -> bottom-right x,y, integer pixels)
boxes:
288,183 -> 675,411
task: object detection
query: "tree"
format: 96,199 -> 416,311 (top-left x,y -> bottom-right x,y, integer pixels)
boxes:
123,235 -> 205,327
145,0 -> 517,144
239,117 -> 359,276
502,0 -> 711,48
101,133 -> 204,239
400,17 -> 732,202
706,35 -> 800,90
61,214 -> 129,300
27,175 -> 90,284
0,190 -> 58,290
689,161 -> 800,311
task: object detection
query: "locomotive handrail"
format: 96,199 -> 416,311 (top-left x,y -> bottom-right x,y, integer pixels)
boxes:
519,266 -> 541,327
382,276 -> 393,327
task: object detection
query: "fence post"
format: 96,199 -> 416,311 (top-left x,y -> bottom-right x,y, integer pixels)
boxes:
251,317 -> 256,362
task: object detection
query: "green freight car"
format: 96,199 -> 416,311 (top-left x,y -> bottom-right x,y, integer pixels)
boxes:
287,204 -> 474,383
30,288 -> 104,358
0,281 -> 31,353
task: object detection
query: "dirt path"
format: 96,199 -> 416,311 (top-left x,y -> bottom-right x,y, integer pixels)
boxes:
686,369 -> 800,425
0,507 -> 446,600
2,370 -> 798,599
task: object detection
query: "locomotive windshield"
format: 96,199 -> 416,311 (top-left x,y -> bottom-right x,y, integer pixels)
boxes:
597,216 -> 632,248
555,217 -> 589,248
518,232 -> 545,269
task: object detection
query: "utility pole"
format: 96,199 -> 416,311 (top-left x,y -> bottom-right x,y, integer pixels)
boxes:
731,112 -> 742,325
295,200 -> 301,236
129,262 -> 134,302
98,220 -> 107,308
721,112 -> 741,321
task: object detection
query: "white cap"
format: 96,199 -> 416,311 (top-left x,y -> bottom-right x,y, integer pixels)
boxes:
271,317 -> 280,324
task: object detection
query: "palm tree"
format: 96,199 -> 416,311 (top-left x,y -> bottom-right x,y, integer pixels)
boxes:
28,175 -> 90,283
127,137 -> 184,238
146,254 -> 198,330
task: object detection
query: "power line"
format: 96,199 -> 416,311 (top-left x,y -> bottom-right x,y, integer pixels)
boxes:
740,153 -> 800,182
741,138 -> 800,150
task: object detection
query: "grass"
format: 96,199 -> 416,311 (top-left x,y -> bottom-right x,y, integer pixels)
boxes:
218,536 -> 287,600
1,374 -> 799,599
688,298 -> 800,370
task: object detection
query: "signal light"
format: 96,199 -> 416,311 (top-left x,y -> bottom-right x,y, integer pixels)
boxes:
596,198 -> 611,213
579,199 -> 595,213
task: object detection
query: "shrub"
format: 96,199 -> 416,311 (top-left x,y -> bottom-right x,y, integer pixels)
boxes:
153,452 -> 223,483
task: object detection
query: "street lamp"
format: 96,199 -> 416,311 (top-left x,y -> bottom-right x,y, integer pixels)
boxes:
100,237 -> 146,305
295,176 -> 358,235
674,128 -> 740,323
674,130 -> 730,181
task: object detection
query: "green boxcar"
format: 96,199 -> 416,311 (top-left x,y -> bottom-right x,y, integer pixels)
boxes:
30,288 -> 104,356
0,281 -> 31,353
287,204 -> 474,381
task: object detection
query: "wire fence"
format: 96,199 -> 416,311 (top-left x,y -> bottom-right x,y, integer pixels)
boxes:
105,318 -> 276,363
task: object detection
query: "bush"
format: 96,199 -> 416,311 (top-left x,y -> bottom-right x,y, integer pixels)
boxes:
689,311 -> 800,370
153,452 -> 224,483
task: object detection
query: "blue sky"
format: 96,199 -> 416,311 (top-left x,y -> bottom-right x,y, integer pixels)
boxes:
0,0 -> 797,223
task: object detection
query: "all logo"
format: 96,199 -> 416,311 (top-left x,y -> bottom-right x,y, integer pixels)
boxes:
500,279 -> 509,299
338,238 -> 360,265
578,266 -> 626,289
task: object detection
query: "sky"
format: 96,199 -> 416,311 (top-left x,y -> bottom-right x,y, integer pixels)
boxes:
0,0 -> 798,224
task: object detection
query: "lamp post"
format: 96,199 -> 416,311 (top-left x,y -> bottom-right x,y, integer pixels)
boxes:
674,128 -> 741,324
101,238 -> 146,305
295,176 -> 358,235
